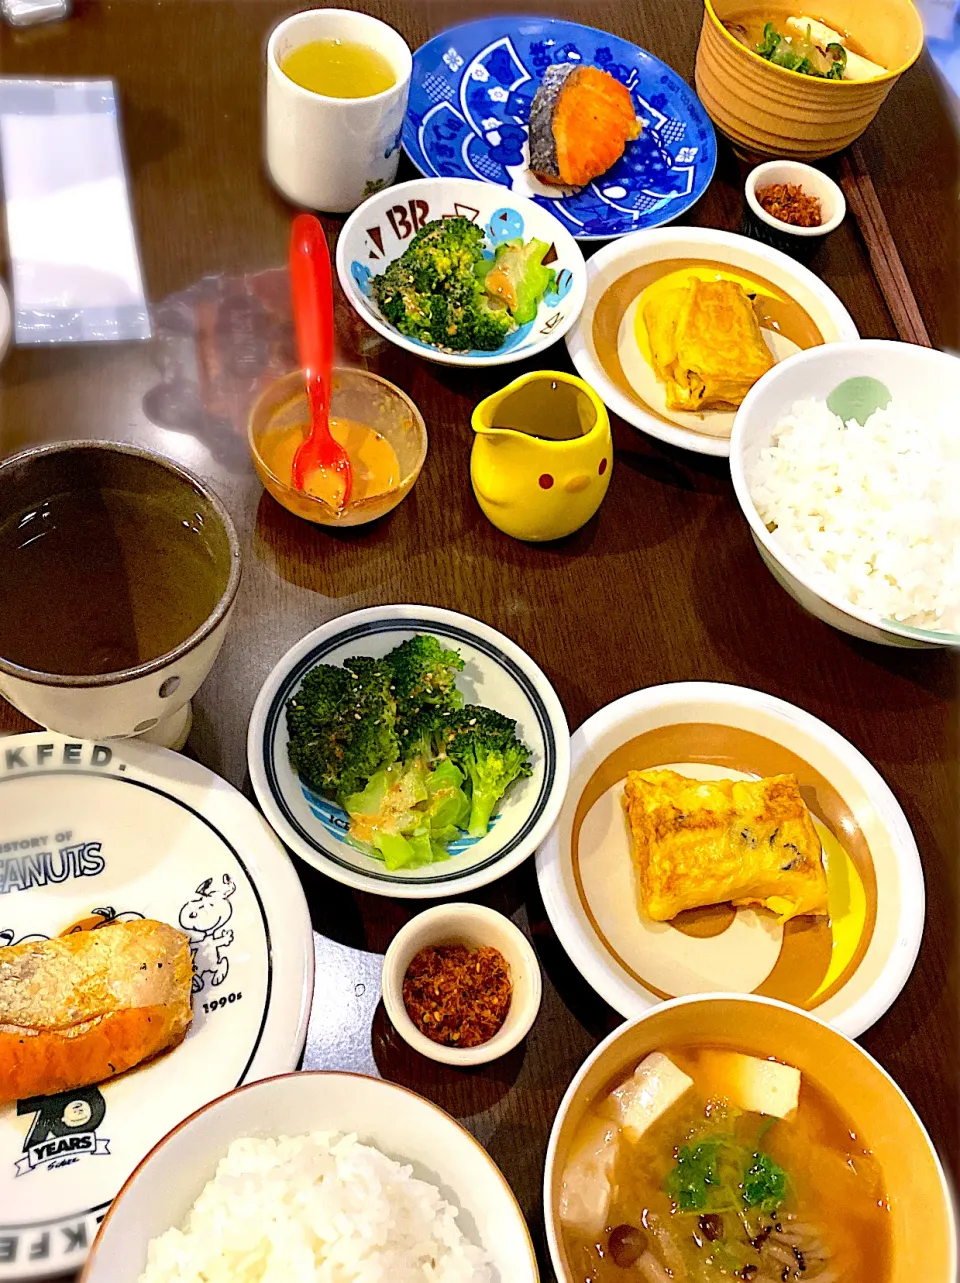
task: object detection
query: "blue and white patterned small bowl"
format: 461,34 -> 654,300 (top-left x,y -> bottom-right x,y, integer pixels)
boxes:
335,177 -> 587,368
247,605 -> 570,898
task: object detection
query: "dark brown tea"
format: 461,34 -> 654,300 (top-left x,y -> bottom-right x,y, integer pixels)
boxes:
491,379 -> 597,441
0,487 -> 227,676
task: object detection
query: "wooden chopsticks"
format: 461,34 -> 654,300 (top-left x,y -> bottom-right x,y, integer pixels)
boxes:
839,142 -> 933,348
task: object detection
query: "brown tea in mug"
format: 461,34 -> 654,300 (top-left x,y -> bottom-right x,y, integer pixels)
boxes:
0,487 -> 227,676
489,379 -> 598,441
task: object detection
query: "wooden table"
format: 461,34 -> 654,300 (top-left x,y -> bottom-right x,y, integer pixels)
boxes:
1,0 -> 957,1271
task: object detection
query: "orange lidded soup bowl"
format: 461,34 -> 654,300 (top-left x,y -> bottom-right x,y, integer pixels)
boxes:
545,995 -> 955,1283
695,0 -> 923,161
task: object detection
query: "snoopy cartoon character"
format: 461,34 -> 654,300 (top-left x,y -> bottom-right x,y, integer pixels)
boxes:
178,875 -> 236,993
0,928 -> 48,947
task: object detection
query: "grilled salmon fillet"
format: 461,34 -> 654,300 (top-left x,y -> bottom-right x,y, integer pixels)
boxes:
623,769 -> 829,923
0,920 -> 193,1104
529,63 -> 641,188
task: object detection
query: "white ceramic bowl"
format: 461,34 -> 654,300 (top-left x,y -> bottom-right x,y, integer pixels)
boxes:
565,226 -> 859,457
382,903 -> 543,1066
0,278 -> 10,364
536,681 -> 924,1038
745,159 -> 846,240
544,995 -> 956,1283
336,178 -> 587,368
82,1072 -> 539,1283
248,604 -> 570,898
731,339 -> 960,647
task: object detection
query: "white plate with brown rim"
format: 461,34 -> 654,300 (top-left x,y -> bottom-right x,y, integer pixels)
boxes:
0,734 -> 313,1280
536,682 -> 924,1036
564,227 -> 859,457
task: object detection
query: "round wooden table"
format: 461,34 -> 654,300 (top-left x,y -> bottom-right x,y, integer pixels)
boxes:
1,0 -> 957,1272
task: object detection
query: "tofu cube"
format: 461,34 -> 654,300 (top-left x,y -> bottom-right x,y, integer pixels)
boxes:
784,16 -> 887,79
559,1116 -> 619,1235
785,15 -> 844,45
699,1050 -> 800,1119
613,1052 -> 694,1141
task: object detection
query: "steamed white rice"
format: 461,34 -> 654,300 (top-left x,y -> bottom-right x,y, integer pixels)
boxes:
138,1131 -> 493,1283
747,396 -> 960,632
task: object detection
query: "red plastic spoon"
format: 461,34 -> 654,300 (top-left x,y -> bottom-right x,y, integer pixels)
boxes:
289,214 -> 352,509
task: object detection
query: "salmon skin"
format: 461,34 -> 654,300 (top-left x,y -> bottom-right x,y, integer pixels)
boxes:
528,63 -> 641,189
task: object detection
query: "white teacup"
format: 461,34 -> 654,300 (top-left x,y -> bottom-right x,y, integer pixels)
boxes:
265,8 -> 412,214
0,442 -> 241,749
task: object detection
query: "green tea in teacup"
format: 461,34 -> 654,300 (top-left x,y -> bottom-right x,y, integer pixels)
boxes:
280,38 -> 396,98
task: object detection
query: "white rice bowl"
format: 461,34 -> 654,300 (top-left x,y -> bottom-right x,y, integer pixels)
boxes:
138,1131 -> 493,1283
747,397 -> 960,632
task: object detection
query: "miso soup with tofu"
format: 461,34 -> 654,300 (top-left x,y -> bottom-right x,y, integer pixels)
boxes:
559,1046 -> 891,1282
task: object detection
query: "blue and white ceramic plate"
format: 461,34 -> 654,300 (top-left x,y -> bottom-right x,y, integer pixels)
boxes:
403,17 -> 717,240
0,735 -> 313,1280
248,606 -> 570,899
336,177 -> 586,367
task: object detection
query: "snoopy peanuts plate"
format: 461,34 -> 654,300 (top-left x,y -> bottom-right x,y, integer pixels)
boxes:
0,734 -> 313,1279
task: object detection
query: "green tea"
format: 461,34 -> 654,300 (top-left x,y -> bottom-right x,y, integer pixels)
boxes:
0,487 -> 226,676
281,38 -> 396,98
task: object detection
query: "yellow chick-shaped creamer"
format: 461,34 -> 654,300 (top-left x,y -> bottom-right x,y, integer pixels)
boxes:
470,371 -> 612,542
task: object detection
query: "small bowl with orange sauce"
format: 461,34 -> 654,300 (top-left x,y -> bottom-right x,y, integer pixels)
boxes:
248,367 -> 427,526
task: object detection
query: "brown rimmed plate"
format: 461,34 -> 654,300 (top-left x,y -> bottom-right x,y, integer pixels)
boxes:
536,682 -> 923,1035
564,228 -> 859,458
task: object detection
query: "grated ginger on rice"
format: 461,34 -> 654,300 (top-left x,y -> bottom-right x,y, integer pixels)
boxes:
747,397 -> 960,632
137,1131 -> 494,1283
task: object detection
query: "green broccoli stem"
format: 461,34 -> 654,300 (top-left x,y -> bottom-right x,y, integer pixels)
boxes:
468,786 -> 500,838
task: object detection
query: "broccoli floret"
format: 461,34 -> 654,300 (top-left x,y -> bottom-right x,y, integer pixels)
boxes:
469,295 -> 515,351
434,705 -> 532,837
386,634 -> 465,727
427,284 -> 513,352
286,657 -> 399,802
371,218 -> 516,353
375,256 -> 430,333
395,703 -> 446,761
406,217 -> 486,277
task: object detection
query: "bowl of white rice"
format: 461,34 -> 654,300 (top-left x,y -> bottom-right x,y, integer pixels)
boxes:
730,339 -> 960,648
81,1072 -> 538,1283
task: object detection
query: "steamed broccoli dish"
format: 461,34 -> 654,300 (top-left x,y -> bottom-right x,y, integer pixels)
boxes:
371,217 -> 556,353
285,634 -> 533,871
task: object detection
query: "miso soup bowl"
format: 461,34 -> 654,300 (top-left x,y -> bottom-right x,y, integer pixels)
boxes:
545,995 -> 956,1283
0,442 -> 241,748
695,0 -> 924,160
